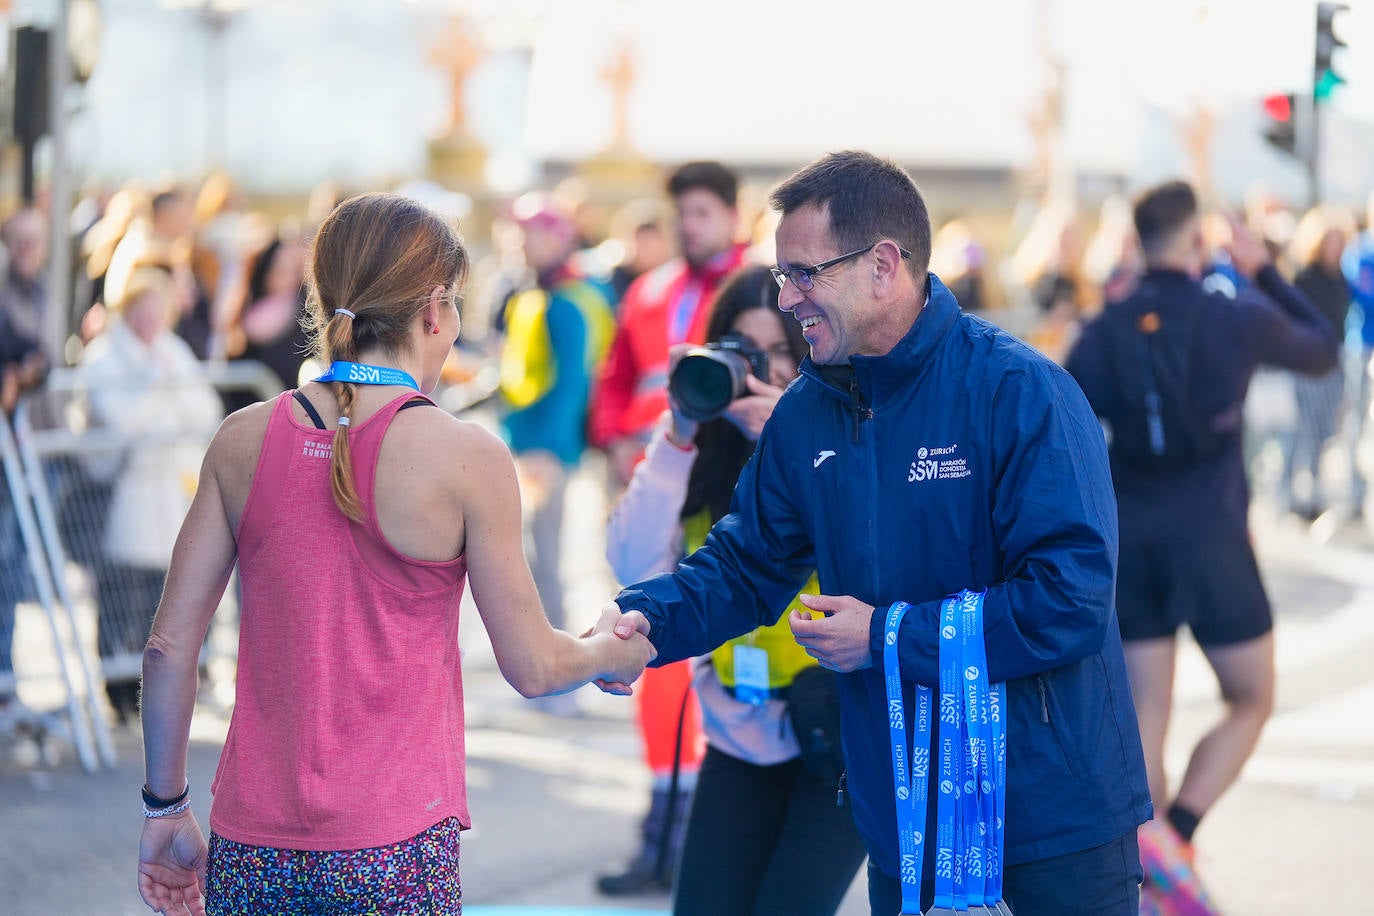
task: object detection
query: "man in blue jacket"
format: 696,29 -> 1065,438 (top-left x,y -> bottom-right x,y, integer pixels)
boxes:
610,151 -> 1151,914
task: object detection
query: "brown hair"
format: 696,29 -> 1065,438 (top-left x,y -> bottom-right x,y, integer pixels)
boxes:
302,192 -> 469,521
1291,204 -> 1355,268
770,151 -> 932,282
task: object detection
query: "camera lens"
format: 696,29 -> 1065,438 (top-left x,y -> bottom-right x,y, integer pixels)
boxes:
669,349 -> 749,421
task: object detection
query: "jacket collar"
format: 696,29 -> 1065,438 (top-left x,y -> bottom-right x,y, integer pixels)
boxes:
1140,267 -> 1195,286
803,272 -> 961,402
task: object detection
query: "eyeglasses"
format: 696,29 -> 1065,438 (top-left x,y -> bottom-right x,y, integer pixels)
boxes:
770,243 -> 912,291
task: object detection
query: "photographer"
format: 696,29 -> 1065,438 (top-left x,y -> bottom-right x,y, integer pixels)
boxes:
606,266 -> 865,915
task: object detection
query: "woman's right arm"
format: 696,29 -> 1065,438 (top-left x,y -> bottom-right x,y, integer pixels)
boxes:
138,420 -> 243,915
605,413 -> 696,584
459,425 -> 654,697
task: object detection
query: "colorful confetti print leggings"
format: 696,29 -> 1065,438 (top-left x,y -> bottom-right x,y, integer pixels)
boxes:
206,817 -> 462,914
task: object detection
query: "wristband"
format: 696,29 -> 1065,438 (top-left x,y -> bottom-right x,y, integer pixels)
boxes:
142,782 -> 190,810
142,798 -> 193,819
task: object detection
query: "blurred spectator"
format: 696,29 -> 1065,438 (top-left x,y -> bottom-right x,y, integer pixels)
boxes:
590,161 -> 749,488
929,218 -> 990,313
0,300 -> 49,724
1012,203 -> 1088,363
606,198 -> 673,303
468,209 -> 528,351
80,185 -> 150,342
192,171 -> 252,358
1081,194 -> 1143,307
553,175 -> 610,253
1244,182 -> 1297,266
192,171 -> 246,309
497,193 -> 615,676
77,267 -> 222,722
1283,205 -> 1357,520
106,186 -> 216,359
1066,183 -> 1337,912
1,208 -> 55,364
68,183 -> 113,342
223,233 -> 310,402
1342,191 -> 1374,517
1201,212 -> 1245,299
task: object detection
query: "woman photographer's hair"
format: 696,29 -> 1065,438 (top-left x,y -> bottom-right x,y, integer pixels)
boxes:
302,192 -> 468,521
681,266 -> 806,524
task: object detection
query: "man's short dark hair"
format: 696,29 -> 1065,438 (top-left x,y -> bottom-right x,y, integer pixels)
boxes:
1133,181 -> 1198,259
667,161 -> 738,208
770,151 -> 932,281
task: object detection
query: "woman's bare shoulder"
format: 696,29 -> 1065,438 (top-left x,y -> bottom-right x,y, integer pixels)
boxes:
388,406 -> 515,478
206,398 -> 276,479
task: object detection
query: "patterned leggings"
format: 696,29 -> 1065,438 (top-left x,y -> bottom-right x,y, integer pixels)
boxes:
206,818 -> 462,915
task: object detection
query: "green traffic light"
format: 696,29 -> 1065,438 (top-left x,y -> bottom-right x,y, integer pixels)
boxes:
1315,69 -> 1346,101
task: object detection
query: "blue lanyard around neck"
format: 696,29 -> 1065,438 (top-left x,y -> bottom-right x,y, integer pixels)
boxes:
314,360 -> 420,391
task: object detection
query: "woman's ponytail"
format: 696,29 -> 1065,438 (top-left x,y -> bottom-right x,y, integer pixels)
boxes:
325,310 -> 364,522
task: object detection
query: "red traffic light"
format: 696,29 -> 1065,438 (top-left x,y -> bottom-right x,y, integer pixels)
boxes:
1263,93 -> 1292,122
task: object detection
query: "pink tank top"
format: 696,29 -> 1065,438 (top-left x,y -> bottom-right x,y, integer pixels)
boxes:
209,390 -> 470,851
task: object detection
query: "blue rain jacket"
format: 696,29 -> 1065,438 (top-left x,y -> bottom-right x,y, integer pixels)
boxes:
616,275 -> 1152,880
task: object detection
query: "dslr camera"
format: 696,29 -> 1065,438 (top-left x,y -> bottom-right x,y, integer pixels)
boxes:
668,333 -> 770,422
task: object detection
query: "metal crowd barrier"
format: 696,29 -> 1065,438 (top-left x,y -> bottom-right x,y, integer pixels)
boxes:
0,415 -> 103,772
5,360 -> 283,770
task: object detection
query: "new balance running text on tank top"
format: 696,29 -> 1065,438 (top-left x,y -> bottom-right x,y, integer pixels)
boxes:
210,391 -> 470,851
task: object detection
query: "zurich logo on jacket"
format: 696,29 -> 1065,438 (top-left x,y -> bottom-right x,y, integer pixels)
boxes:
616,274 -> 1153,880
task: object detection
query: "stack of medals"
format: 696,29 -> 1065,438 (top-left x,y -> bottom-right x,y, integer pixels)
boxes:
884,591 -> 1012,916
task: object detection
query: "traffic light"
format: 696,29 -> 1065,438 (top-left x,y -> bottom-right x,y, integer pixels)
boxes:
1261,92 -> 1297,157
1315,2 -> 1348,102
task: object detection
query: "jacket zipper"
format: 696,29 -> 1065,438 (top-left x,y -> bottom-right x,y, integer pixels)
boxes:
836,769 -> 848,807
1036,675 -> 1050,723
848,376 -> 874,443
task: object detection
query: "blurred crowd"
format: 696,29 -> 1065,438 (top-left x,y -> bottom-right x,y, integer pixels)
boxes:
1,162 -> 1373,734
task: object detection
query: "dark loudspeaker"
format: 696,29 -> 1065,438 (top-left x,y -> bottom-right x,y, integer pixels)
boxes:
14,27 -> 51,146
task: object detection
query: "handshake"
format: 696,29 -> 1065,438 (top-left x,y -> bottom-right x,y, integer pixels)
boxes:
579,603 -> 656,696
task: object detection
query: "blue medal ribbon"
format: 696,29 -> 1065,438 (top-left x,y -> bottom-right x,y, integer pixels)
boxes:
959,590 -> 987,908
887,591 -> 1007,915
935,595 -> 966,911
314,360 -> 420,391
989,676 -> 1008,910
883,601 -> 931,916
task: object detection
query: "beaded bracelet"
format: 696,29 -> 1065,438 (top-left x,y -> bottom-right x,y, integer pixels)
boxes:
142,798 -> 193,819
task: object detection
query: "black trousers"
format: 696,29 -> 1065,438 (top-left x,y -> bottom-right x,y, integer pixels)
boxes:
866,831 -> 1142,916
673,745 -> 867,916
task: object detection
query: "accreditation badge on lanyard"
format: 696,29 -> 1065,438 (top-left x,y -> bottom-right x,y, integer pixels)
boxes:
732,644 -> 770,707
885,591 -> 1010,916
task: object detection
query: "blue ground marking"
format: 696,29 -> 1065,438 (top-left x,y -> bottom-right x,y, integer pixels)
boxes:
465,909 -> 668,915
